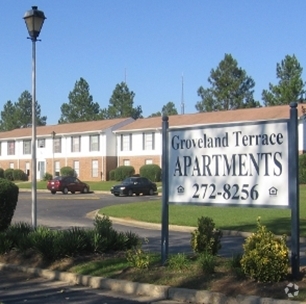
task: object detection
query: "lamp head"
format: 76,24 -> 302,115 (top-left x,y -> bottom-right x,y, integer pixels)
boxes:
23,6 -> 46,41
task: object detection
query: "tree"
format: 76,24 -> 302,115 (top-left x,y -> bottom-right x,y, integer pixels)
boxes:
149,101 -> 178,117
0,91 -> 46,131
59,77 -> 101,123
0,101 -> 17,131
195,54 -> 259,112
104,82 -> 142,119
262,55 -> 305,106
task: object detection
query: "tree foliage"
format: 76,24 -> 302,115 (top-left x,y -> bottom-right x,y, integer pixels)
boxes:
104,82 -> 142,119
262,55 -> 305,106
195,54 -> 259,112
149,101 -> 178,117
59,77 -> 101,123
0,91 -> 46,131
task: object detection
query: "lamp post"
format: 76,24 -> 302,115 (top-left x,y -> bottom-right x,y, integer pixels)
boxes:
51,131 -> 56,177
23,6 -> 46,228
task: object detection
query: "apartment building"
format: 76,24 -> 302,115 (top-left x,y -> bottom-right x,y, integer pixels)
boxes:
114,104 -> 306,174
0,104 -> 305,181
0,117 -> 134,181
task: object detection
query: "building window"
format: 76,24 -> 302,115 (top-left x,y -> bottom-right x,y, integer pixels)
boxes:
143,132 -> 155,150
38,138 -> 45,148
9,162 -> 14,169
121,134 -> 132,151
90,135 -> 99,152
92,160 -> 99,177
145,159 -> 153,165
72,136 -> 81,152
55,161 -> 60,176
23,140 -> 31,155
74,160 -> 79,177
54,138 -> 61,153
123,159 -> 130,166
7,141 -> 15,155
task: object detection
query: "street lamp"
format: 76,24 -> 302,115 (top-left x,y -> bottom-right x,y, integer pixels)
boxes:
23,6 -> 46,228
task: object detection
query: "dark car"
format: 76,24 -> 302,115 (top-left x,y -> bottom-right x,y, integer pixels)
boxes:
110,177 -> 157,196
47,176 -> 90,194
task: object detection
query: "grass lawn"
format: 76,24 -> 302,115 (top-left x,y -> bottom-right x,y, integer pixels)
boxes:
99,185 -> 306,237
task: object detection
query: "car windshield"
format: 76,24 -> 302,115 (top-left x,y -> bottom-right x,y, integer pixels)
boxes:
122,178 -> 137,184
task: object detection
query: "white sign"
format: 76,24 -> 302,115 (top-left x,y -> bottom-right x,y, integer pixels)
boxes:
168,120 -> 289,207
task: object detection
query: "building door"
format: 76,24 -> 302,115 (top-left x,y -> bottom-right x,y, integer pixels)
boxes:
38,161 -> 45,180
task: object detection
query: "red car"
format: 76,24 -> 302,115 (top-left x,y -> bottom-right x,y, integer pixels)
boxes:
47,176 -> 90,194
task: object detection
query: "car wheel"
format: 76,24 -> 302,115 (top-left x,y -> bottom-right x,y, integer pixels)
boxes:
128,189 -> 133,196
62,187 -> 69,195
149,188 -> 154,195
82,187 -> 88,194
51,190 -> 56,194
114,194 -> 119,196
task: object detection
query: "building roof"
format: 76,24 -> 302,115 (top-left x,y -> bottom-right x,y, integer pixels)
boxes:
114,104 -> 306,132
0,117 -> 134,139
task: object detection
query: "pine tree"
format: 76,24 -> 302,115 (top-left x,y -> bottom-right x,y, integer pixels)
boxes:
59,77 -> 101,123
262,55 -> 305,106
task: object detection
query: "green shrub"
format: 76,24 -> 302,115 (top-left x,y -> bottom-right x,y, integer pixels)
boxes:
240,218 -> 289,282
4,222 -> 33,251
109,169 -> 116,181
299,153 -> 306,184
228,253 -> 245,278
190,216 -> 222,255
0,178 -> 19,231
90,215 -> 140,253
43,172 -> 53,181
60,166 -> 75,177
0,168 -> 4,178
114,166 -> 135,181
167,253 -> 190,272
0,232 -> 13,254
4,168 -> 14,181
139,164 -> 161,182
54,227 -> 90,258
126,238 -> 150,269
198,251 -> 216,274
13,169 -> 28,181
29,226 -> 57,261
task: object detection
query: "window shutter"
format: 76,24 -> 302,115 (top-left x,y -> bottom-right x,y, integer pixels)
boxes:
142,133 -> 145,150
129,134 -> 132,150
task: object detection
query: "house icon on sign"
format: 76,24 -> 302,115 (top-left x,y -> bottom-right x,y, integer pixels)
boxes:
269,187 -> 278,197
177,185 -> 184,194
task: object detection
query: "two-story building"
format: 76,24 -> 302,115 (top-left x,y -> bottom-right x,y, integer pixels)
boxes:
114,104 -> 306,173
0,104 -> 305,181
0,117 -> 134,181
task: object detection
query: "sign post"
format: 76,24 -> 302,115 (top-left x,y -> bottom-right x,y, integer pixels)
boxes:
161,115 -> 169,265
289,102 -> 300,278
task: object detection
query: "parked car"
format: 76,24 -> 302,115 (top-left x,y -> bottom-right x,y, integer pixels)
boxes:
110,177 -> 157,196
47,176 -> 90,194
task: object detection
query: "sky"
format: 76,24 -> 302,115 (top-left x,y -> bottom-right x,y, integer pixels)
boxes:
1,1 -> 306,125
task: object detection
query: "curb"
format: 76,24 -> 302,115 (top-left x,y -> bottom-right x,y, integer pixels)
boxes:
0,263 -> 305,304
